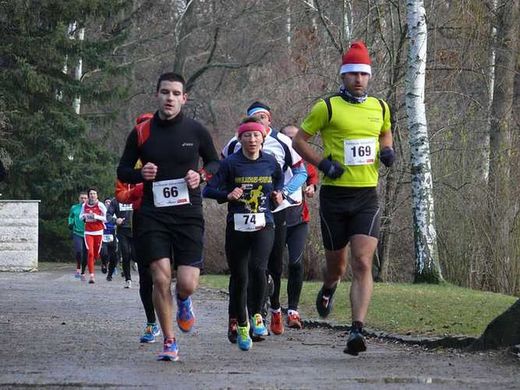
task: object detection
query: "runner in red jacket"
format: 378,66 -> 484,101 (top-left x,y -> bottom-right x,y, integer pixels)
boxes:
80,188 -> 107,283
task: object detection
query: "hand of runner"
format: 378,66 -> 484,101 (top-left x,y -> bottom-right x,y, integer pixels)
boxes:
185,169 -> 201,189
141,163 -> 158,181
271,190 -> 283,206
318,157 -> 344,179
379,147 -> 395,167
116,217 -> 125,225
304,184 -> 315,198
227,187 -> 243,201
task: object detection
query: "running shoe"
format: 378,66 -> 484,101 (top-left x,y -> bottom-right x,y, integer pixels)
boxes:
344,328 -> 367,356
157,338 -> 179,361
74,271 -> 81,279
316,284 -> 337,318
237,324 -> 252,351
227,318 -> 238,344
106,275 -> 112,281
287,310 -> 303,329
250,313 -> 268,337
140,323 -> 161,343
88,276 -> 95,284
270,309 -> 284,335
176,295 -> 195,333
101,264 -> 107,274
124,280 -> 132,289
80,274 -> 87,282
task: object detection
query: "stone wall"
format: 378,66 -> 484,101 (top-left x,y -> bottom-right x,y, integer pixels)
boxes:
0,200 -> 39,271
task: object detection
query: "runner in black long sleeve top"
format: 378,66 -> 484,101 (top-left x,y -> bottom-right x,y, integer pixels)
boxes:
117,111 -> 219,213
116,72 -> 219,362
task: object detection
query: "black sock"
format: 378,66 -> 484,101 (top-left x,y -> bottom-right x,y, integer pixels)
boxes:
352,321 -> 364,332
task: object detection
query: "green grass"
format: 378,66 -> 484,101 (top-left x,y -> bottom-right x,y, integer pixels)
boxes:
200,275 -> 517,337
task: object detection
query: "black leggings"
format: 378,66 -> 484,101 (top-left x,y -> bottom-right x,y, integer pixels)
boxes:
226,223 -> 274,325
138,263 -> 156,324
285,222 -> 308,311
101,240 -> 118,276
267,209 -> 287,310
132,213 -> 156,324
118,229 -> 134,282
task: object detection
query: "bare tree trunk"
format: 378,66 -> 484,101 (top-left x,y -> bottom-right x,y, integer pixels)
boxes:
479,0 -> 498,183
308,0 -> 318,32
286,0 -> 292,54
342,0 -> 352,43
486,0 -> 519,293
124,1 -> 138,128
374,0 -> 407,282
56,22 -> 76,102
406,0 -> 443,284
171,0 -> 195,75
72,27 -> 85,115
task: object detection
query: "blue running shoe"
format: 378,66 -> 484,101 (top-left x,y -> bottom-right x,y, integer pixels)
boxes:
250,313 -> 268,337
176,295 -> 195,333
157,338 -> 179,361
237,324 -> 252,351
140,323 -> 161,343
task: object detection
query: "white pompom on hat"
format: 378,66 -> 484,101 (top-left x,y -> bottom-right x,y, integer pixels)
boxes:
340,41 -> 372,75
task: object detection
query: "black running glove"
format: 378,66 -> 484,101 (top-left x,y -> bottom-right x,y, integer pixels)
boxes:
318,157 -> 344,179
379,147 -> 395,167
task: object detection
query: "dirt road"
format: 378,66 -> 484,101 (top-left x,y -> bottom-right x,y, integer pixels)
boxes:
0,265 -> 518,389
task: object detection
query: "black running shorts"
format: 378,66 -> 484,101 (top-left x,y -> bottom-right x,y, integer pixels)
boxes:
133,210 -> 204,269
319,186 -> 380,251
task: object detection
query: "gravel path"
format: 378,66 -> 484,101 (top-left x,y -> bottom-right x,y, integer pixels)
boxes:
0,265 -> 518,389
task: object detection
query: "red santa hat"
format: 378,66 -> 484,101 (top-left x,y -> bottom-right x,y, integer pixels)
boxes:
340,41 -> 372,75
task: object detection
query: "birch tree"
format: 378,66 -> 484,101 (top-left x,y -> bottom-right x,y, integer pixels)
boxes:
72,25 -> 85,115
342,0 -> 353,43
480,0 -> 498,182
405,0 -> 443,283
286,0 -> 292,52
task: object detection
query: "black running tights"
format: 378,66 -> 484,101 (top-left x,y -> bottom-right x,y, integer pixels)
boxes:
226,223 -> 274,325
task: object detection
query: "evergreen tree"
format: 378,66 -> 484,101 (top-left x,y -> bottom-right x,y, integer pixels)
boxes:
0,0 -> 131,260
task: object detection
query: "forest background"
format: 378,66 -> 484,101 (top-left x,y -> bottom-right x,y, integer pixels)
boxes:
1,0 -> 519,296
